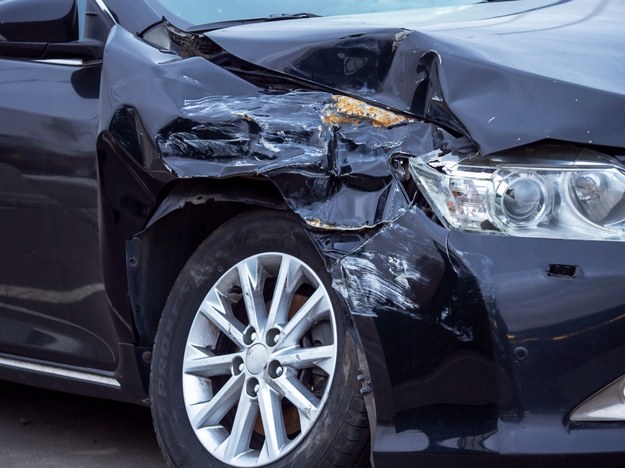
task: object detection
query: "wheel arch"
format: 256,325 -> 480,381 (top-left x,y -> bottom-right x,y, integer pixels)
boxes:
126,177 -> 288,346
127,181 -> 378,456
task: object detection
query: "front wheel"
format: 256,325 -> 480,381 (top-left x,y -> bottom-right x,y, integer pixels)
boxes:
150,211 -> 369,467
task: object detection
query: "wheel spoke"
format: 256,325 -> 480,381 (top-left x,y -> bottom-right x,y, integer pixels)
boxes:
221,392 -> 259,460
199,288 -> 246,348
266,256 -> 302,329
237,257 -> 267,334
277,287 -> 329,348
274,374 -> 320,433
190,373 -> 245,429
257,382 -> 288,461
182,252 -> 338,465
274,345 -> 335,375
183,351 -> 239,378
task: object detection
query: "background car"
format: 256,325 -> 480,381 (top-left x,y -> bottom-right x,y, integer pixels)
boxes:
1,0 -> 625,466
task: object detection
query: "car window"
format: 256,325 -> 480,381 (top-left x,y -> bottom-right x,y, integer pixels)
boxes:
146,0 -> 487,28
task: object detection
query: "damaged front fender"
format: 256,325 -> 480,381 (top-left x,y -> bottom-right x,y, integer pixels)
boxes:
156,90 -> 457,229
98,16 -> 478,378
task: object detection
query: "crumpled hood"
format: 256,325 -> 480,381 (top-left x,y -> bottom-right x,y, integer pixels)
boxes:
204,0 -> 625,155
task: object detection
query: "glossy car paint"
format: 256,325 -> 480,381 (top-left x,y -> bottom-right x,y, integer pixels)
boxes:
1,0 -> 625,465
0,47 -> 117,369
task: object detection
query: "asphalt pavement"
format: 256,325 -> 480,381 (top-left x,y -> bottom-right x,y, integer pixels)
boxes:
0,380 -> 166,467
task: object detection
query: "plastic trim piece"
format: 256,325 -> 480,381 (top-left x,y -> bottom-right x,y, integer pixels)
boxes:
0,356 -> 120,388
33,58 -> 102,66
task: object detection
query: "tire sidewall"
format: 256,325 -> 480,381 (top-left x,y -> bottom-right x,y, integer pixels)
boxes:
150,213 -> 360,468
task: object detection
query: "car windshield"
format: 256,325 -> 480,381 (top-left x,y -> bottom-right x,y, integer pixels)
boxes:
145,0 -> 491,29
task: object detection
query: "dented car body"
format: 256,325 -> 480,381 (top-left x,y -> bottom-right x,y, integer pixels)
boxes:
2,0 -> 625,466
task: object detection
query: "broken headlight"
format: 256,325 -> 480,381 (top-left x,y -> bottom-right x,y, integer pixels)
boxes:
409,150 -> 625,241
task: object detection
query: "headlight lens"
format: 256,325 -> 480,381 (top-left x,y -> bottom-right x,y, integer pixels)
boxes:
409,150 -> 625,241
494,171 -> 552,227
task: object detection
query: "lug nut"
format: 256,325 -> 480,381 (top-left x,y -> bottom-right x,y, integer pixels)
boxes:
246,378 -> 260,398
268,360 -> 284,379
266,328 -> 282,347
243,327 -> 257,345
233,356 -> 245,375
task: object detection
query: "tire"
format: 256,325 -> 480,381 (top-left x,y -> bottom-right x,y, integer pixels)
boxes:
150,211 -> 369,468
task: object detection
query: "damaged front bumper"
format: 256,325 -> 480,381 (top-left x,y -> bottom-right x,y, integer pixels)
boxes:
332,203 -> 625,459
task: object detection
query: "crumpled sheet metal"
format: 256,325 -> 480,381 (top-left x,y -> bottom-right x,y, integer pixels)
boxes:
99,26 -> 457,230
99,25 -> 260,138
204,0 -> 625,154
157,90 -> 452,229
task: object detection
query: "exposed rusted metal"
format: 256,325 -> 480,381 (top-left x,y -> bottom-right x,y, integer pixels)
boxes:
322,95 -> 413,128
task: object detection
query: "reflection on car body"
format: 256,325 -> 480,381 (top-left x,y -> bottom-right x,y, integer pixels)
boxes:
1,0 -> 625,466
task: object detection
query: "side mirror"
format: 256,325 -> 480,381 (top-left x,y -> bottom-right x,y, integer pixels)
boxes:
0,0 -> 79,43
0,0 -> 103,61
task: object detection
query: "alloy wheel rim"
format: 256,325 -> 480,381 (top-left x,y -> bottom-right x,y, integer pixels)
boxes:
182,252 -> 338,466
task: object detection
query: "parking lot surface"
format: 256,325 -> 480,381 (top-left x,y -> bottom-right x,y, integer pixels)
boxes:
0,380 -> 166,467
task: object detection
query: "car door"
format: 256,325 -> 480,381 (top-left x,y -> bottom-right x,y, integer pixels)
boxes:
0,0 -> 120,371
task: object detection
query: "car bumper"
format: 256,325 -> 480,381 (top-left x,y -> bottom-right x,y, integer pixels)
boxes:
336,207 -> 625,458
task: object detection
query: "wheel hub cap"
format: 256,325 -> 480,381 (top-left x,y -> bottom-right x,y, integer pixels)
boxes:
245,344 -> 268,375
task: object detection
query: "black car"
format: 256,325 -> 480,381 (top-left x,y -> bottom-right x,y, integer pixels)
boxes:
2,0 -> 625,466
